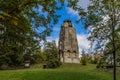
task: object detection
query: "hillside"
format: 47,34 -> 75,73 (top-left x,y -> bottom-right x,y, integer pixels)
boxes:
0,63 -> 120,80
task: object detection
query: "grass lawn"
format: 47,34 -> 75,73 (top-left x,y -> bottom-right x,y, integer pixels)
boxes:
0,63 -> 120,80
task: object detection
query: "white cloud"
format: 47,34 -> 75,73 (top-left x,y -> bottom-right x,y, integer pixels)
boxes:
66,7 -> 79,17
77,0 -> 90,11
77,34 -> 91,54
66,0 -> 90,17
46,37 -> 59,46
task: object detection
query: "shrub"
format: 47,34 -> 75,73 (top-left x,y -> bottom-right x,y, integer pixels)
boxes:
45,59 -> 61,68
0,64 -> 9,70
80,55 -> 87,65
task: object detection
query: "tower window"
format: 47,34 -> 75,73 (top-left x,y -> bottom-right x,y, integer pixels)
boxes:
73,51 -> 76,53
67,50 -> 70,52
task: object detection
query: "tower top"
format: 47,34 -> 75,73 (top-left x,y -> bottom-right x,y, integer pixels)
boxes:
63,20 -> 73,27
64,20 -> 71,23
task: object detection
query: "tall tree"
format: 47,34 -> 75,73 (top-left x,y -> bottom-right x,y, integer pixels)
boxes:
0,0 -> 63,68
85,1 -> 120,80
82,0 -> 119,80
68,0 -> 120,80
81,49 -> 87,65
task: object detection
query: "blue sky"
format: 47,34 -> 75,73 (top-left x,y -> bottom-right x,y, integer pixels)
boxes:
47,0 -> 90,55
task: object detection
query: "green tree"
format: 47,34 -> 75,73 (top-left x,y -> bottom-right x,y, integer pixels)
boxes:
29,49 -> 46,64
93,52 -> 100,64
0,0 -> 63,69
102,41 -> 120,66
67,0 -> 120,80
80,0 -> 120,80
43,40 -> 61,68
80,49 -> 87,65
85,1 -> 120,80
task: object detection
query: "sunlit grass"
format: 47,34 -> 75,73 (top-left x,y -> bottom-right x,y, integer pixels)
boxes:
0,63 -> 120,80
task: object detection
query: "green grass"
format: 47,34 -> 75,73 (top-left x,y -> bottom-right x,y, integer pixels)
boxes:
0,63 -> 120,80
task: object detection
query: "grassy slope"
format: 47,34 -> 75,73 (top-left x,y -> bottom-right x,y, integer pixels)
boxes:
0,63 -> 120,80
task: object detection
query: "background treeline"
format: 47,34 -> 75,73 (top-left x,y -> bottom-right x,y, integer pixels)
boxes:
0,40 -> 61,69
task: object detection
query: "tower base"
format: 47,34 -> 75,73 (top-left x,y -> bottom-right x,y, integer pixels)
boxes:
61,57 -> 80,63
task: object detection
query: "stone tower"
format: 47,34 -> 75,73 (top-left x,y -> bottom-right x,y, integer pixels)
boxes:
58,20 -> 79,63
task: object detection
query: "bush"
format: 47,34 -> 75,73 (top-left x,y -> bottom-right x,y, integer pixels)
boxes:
0,64 -> 9,70
45,59 -> 61,68
96,58 -> 107,69
80,55 -> 87,65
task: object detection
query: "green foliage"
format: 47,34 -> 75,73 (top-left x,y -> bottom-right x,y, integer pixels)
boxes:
97,41 -> 120,68
80,0 -> 120,53
92,52 -> 100,64
0,64 -> 9,70
30,50 -> 46,64
43,41 -> 61,68
80,50 -> 87,65
70,2 -> 120,79
69,0 -> 120,52
46,59 -> 61,68
0,0 -> 63,69
96,57 -> 106,69
80,54 -> 87,65
87,54 -> 93,64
